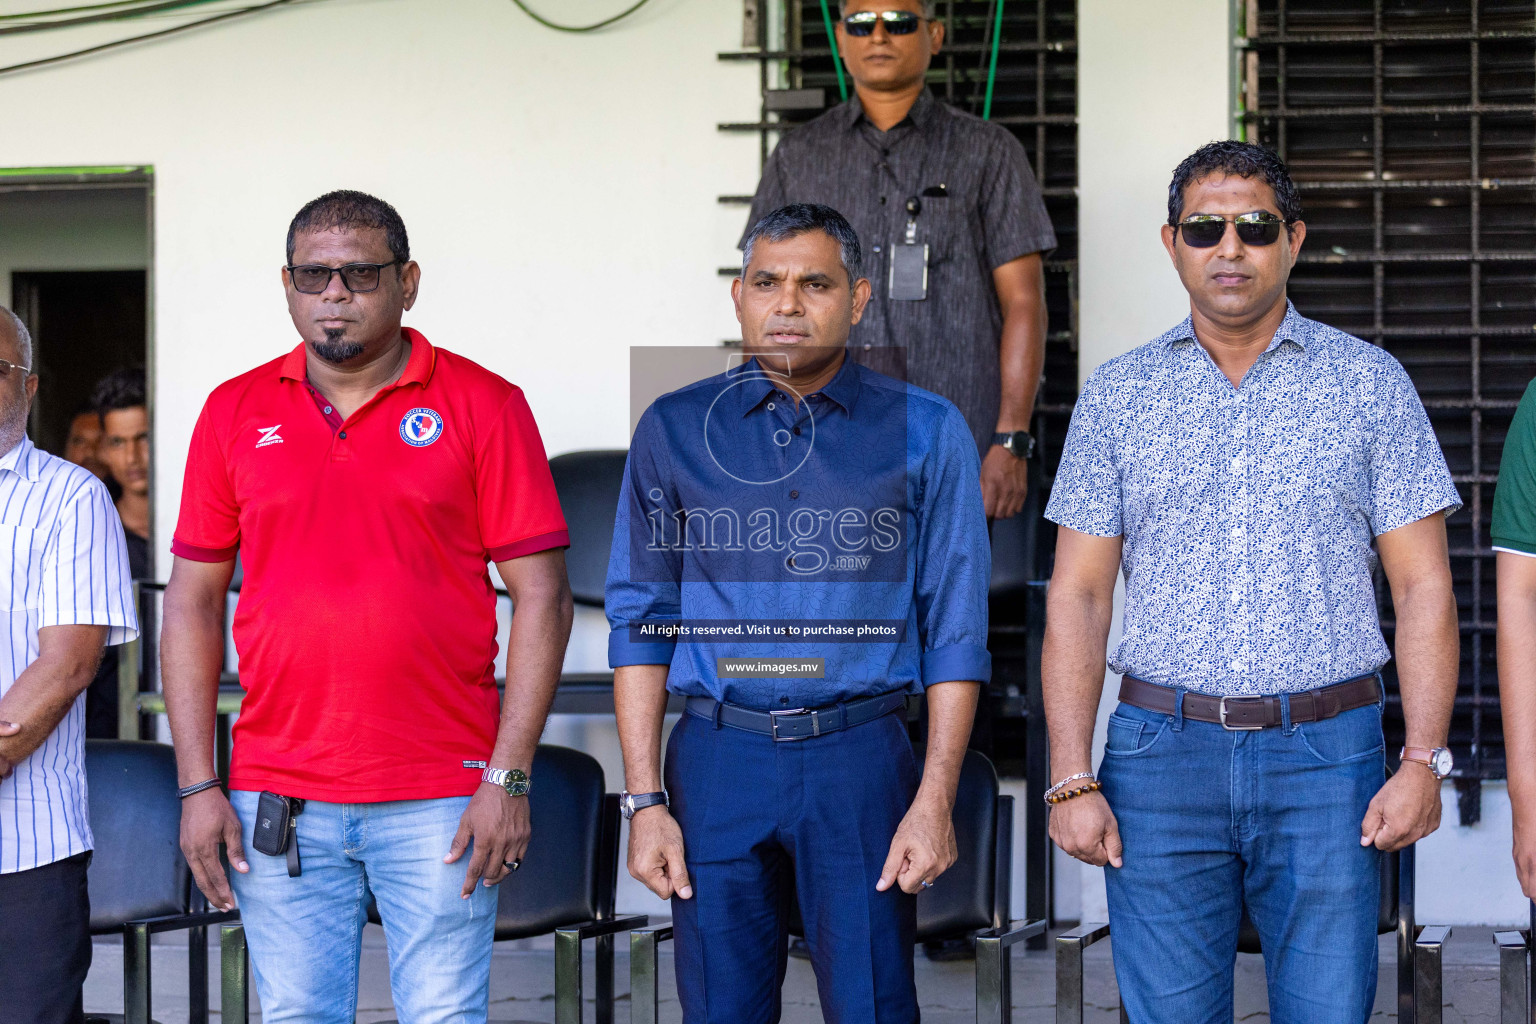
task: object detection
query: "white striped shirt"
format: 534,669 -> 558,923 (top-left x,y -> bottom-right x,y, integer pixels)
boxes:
0,437 -> 137,874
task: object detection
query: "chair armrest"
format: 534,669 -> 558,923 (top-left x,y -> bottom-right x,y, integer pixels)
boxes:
977,918 -> 1047,951
631,923 -> 674,945
1495,929 -> 1529,949
554,914 -> 649,941
1057,921 -> 1111,948
1416,925 -> 1452,948
125,909 -> 240,935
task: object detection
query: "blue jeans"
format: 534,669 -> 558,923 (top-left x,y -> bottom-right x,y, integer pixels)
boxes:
228,791 -> 498,1024
1097,691 -> 1386,1024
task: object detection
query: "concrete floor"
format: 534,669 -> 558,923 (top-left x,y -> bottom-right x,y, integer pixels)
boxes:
82,924 -> 1511,1023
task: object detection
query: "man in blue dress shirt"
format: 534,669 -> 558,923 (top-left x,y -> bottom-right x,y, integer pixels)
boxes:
606,203 -> 990,1023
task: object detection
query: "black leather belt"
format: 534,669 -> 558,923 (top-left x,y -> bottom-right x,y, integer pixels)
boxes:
685,692 -> 909,742
1119,673 -> 1381,731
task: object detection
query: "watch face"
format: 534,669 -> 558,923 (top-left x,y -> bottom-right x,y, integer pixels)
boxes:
1432,748 -> 1454,777
505,768 -> 530,796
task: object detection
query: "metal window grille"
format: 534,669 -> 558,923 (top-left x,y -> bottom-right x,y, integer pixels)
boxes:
718,0 -> 1079,575
1243,0 -> 1536,822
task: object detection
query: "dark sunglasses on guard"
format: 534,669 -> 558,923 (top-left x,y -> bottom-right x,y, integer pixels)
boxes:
286,261 -> 400,294
842,10 -> 923,35
1175,212 -> 1290,248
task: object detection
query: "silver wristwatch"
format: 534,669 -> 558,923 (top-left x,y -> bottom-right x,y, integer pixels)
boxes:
482,767 -> 531,797
620,790 -> 668,820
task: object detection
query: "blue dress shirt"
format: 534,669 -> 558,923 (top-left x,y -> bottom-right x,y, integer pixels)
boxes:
605,353 -> 991,710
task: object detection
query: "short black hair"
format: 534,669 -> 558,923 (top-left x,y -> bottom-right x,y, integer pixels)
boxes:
1167,141 -> 1303,226
741,203 -> 865,286
286,190 -> 410,265
838,0 -> 937,17
91,367 -> 146,425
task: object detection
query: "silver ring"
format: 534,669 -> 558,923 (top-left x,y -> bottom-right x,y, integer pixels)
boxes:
918,879 -> 934,890
504,859 -> 521,872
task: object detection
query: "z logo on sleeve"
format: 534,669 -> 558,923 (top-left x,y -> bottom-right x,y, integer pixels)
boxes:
256,426 -> 284,448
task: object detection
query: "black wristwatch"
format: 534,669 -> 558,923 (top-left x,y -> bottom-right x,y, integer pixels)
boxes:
992,430 -> 1035,460
620,790 -> 669,820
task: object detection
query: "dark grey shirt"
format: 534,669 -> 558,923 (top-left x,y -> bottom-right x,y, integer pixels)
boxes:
744,89 -> 1057,455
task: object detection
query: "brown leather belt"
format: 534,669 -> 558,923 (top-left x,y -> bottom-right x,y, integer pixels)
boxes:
1119,673 -> 1381,731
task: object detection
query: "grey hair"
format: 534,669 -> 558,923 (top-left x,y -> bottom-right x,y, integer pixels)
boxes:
839,0 -> 938,17
741,203 -> 865,286
0,307 -> 32,369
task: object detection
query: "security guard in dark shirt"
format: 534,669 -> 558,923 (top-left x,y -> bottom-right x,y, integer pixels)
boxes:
744,0 -> 1056,521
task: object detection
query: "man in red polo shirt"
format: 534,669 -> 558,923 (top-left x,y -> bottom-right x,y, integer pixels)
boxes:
162,191 -> 573,1023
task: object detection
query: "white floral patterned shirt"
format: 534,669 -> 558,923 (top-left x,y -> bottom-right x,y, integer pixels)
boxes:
1044,303 -> 1461,695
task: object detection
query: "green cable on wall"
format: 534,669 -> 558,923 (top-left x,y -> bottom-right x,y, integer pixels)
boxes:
982,0 -> 1004,120
817,0 -> 849,103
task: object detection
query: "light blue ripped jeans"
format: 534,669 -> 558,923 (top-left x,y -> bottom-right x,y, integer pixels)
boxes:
228,790 -> 498,1024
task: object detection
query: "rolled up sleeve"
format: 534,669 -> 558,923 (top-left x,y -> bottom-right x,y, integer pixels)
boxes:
914,404 -> 991,686
605,407 -> 682,668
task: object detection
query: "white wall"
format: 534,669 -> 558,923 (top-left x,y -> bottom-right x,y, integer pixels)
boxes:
0,0 -> 760,550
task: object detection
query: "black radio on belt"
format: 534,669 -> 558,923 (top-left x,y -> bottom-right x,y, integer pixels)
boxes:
252,791 -> 305,877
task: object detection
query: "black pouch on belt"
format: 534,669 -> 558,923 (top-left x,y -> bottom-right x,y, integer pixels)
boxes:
251,791 -> 305,877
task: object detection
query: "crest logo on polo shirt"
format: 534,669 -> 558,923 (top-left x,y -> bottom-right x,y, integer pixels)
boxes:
400,407 -> 444,447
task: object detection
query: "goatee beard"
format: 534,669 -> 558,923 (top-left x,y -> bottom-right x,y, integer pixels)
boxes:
311,328 -> 365,365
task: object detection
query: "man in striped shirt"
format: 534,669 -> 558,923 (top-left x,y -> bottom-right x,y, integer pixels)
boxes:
0,306 -> 139,1024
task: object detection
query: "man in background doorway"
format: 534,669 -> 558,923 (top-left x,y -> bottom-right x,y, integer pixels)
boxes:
62,404 -> 111,485
82,369 -> 150,739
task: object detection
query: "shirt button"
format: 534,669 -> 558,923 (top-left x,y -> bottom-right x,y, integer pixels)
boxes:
789,490 -> 799,499
338,431 -> 347,439
323,405 -> 332,414
864,343 -> 873,350
766,402 -> 775,411
873,245 -> 882,254
793,427 -> 802,435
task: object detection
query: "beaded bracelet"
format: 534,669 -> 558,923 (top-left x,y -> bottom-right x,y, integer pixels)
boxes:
1043,771 -> 1094,801
1045,779 -> 1102,806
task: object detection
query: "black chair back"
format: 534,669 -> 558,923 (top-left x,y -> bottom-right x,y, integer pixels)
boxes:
85,740 -> 191,930
548,450 -> 628,607
367,744 -> 612,940
1237,845 -> 1397,952
788,747 -> 1000,943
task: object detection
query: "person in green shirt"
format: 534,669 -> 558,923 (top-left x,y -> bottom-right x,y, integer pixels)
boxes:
1495,380 -> 1536,899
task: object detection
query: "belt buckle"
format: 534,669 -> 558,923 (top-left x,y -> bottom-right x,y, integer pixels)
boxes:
1218,696 -> 1265,731
769,707 -> 814,742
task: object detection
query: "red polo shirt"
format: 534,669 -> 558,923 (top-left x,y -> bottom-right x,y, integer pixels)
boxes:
173,329 -> 568,802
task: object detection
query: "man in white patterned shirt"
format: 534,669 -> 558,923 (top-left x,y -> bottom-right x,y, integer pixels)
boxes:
0,306 -> 138,1024
1042,143 -> 1460,1023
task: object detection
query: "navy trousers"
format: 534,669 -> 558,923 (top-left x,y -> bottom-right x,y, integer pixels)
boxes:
665,706 -> 921,1024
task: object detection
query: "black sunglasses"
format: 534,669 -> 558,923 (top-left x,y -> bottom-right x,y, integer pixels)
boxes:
842,10 -> 924,35
1175,212 -> 1290,248
285,260 -> 400,294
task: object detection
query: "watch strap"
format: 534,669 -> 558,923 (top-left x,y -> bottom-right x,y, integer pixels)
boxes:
622,790 -> 669,819
1399,746 -> 1450,778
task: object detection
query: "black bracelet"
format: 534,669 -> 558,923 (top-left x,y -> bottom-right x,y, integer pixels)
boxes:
178,778 -> 222,799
